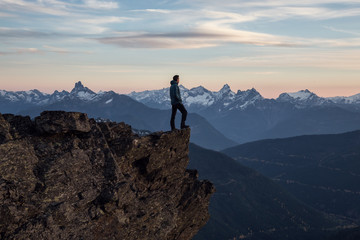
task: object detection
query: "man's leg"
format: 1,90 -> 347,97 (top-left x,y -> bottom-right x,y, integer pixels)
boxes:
170,104 -> 177,130
178,104 -> 188,128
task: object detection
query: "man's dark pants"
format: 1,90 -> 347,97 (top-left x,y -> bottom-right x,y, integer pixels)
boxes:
170,103 -> 187,130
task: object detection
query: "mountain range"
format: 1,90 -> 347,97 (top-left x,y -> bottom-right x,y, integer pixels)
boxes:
2,81 -> 360,147
0,82 -> 236,150
2,82 -> 359,114
129,84 -> 360,111
130,84 -> 360,143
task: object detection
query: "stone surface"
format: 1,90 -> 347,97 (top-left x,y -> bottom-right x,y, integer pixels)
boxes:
35,111 -> 91,134
0,111 -> 214,240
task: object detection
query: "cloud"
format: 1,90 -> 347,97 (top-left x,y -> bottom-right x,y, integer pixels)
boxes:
254,7 -> 360,20
0,0 -> 119,18
0,48 -> 42,55
97,34 -> 218,49
107,4 -> 360,49
0,0 -> 70,16
195,49 -> 360,70
43,45 -> 71,53
0,45 -> 91,55
79,16 -> 133,24
0,27 -> 56,38
82,0 -> 118,9
95,25 -> 302,49
325,26 -> 360,36
15,48 -> 41,53
137,6 -> 360,26
181,0 -> 360,8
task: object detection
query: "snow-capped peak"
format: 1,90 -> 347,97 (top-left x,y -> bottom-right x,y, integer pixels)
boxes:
179,85 -> 188,91
71,81 -> 94,94
219,84 -> 231,93
276,89 -> 330,107
286,89 -> 313,100
329,93 -> 360,104
278,89 -> 316,101
70,81 -> 96,101
189,86 -> 207,94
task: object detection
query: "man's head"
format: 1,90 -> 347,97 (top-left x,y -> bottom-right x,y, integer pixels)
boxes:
173,75 -> 179,83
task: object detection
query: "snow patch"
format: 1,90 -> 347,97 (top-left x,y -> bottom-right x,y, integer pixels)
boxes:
329,93 -> 360,104
105,98 -> 113,104
77,91 -> 96,101
287,90 -> 312,100
186,92 -> 214,106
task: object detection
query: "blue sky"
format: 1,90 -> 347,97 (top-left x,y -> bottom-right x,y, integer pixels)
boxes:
1,0 -> 360,97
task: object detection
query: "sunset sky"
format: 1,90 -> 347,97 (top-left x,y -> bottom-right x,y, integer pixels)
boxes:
1,0 -> 360,98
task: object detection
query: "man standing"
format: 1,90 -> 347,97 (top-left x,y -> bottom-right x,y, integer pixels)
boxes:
170,75 -> 189,130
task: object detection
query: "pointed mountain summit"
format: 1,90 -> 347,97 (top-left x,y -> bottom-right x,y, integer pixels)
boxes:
276,89 -> 329,106
70,81 -> 96,101
215,84 -> 235,100
219,84 -> 232,94
278,89 -> 315,101
237,88 -> 263,99
188,86 -> 208,95
71,81 -> 95,94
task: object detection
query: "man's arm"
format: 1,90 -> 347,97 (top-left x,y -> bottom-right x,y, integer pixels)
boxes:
176,85 -> 182,103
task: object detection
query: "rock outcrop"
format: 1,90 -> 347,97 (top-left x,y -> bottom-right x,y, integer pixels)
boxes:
0,111 -> 214,240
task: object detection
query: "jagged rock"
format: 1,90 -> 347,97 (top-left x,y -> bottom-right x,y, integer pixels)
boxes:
34,111 -> 92,134
0,111 -> 214,240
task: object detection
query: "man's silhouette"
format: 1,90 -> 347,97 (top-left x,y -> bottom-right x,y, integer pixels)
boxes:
170,75 -> 189,130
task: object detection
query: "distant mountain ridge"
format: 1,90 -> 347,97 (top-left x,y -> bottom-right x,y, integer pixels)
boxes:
0,82 -> 236,150
129,86 -> 360,144
128,84 -> 360,111
2,82 -> 359,113
2,81 -> 360,146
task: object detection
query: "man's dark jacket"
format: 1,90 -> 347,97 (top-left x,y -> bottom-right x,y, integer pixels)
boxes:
170,80 -> 182,105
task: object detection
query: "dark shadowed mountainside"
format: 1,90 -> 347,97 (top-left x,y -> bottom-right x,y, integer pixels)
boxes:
327,227 -> 360,240
223,130 -> 360,224
188,143 -> 338,240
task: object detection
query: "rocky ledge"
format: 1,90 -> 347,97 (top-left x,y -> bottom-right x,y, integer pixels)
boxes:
0,111 -> 214,240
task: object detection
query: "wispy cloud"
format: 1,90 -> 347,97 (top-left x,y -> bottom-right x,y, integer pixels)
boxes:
81,0 -> 119,9
79,16 -> 133,24
0,0 -> 119,18
0,27 -> 57,39
195,49 -> 360,70
181,0 -> 360,8
97,33 -> 219,49
325,26 -> 360,36
0,45 -> 91,55
96,27 -> 360,49
43,45 -> 70,54
0,0 -> 70,16
0,48 -> 42,55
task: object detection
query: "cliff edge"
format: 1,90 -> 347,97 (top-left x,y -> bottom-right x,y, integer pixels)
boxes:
0,111 -> 214,240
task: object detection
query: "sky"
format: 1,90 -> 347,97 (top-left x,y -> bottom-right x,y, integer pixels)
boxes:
1,0 -> 360,98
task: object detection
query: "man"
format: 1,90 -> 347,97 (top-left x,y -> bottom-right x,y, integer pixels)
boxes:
170,75 -> 189,130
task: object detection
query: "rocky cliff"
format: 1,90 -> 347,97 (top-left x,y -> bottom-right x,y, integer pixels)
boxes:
0,111 -> 214,240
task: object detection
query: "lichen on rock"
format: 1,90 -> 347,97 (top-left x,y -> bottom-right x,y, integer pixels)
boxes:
0,111 -> 214,240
